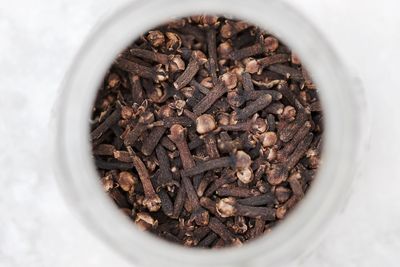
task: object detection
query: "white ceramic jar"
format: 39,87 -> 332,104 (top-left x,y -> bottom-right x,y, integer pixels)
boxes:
53,0 -> 368,266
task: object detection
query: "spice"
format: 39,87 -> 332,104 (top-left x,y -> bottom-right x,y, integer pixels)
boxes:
91,15 -> 323,248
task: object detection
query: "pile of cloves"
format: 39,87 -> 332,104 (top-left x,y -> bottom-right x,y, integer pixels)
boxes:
91,15 -> 323,248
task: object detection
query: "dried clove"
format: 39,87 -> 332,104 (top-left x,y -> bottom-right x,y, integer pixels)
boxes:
234,94 -> 272,121
208,217 -> 242,246
216,197 -> 276,221
91,15 -> 323,249
193,81 -> 228,115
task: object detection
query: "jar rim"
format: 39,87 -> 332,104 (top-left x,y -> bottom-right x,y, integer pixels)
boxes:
54,0 -> 366,266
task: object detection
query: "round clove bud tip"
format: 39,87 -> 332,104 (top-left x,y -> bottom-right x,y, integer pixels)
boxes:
171,99 -> 186,115
220,23 -> 234,39
235,150 -> 252,169
192,50 -> 208,64
252,118 -> 267,133
227,91 -> 244,108
107,73 -> 120,88
155,66 -> 168,82
260,132 -> 278,147
200,77 -> 213,89
275,186 -> 291,203
281,106 -> 296,121
244,58 -> 260,74
229,112 -> 239,125
196,114 -> 217,134
168,55 -> 185,73
118,171 -> 136,192
276,206 -> 288,220
264,36 -> 279,52
218,41 -> 233,59
121,106 -> 134,120
231,218 -> 248,234
143,195 -> 162,212
183,237 -> 196,247
266,146 -> 278,162
217,113 -> 230,126
236,167 -> 254,184
180,86 -> 195,98
169,124 -> 186,141
200,15 -> 219,26
256,180 -> 268,193
221,72 -> 238,90
216,197 -> 237,217
101,175 -> 114,192
266,164 -> 288,185
135,212 -> 158,230
147,30 -> 165,48
138,111 -> 155,124
159,105 -> 176,118
165,32 -> 182,51
193,208 -> 210,226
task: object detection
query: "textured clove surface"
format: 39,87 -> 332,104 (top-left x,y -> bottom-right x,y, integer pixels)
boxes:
90,15 -> 323,248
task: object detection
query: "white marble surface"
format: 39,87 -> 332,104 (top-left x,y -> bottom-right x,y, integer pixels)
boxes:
1,0 -> 400,266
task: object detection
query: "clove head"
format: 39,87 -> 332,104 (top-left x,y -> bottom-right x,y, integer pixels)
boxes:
220,22 -> 234,39
218,41 -> 233,59
139,111 -> 155,124
266,164 -> 288,185
230,217 -> 248,234
168,55 -> 185,73
281,106 -> 296,121
107,73 -> 120,88
101,175 -> 114,192
216,197 -> 237,217
159,105 -> 176,118
199,15 -> 219,26
217,113 -> 230,126
244,58 -> 260,74
251,118 -> 268,133
264,36 -> 279,52
200,77 -> 213,89
236,167 -> 254,184
121,106 -> 134,120
196,114 -> 217,134
221,72 -> 238,90
192,50 -> 208,65
165,32 -> 182,51
227,91 -> 244,108
169,124 -> 186,142
260,132 -> 278,147
117,171 -> 137,192
180,86 -> 195,98
275,186 -> 291,203
135,212 -> 158,230
147,31 -> 165,48
143,195 -> 162,212
192,208 -> 210,226
235,150 -> 252,169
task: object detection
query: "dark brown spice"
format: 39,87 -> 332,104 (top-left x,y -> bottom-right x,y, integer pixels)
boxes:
91,15 -> 323,249
193,81 -> 228,115
115,57 -> 157,80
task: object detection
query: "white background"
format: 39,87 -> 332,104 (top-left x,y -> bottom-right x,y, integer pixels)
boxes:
1,0 -> 400,266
